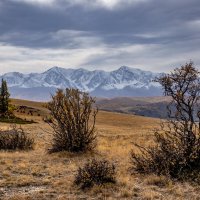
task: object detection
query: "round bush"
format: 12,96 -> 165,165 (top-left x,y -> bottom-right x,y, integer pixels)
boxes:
74,158 -> 116,189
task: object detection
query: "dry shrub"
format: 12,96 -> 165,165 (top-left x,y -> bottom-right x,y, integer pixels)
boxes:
0,125 -> 34,150
47,88 -> 98,153
74,158 -> 116,189
131,62 -> 200,182
131,124 -> 200,182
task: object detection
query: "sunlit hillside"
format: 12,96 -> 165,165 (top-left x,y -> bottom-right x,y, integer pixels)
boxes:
0,99 -> 199,199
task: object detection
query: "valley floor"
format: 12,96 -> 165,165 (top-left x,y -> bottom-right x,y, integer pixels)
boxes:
0,100 -> 200,199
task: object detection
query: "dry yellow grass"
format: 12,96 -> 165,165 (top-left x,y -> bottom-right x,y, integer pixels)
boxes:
0,99 -> 199,199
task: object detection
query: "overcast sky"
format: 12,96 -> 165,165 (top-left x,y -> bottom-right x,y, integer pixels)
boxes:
0,0 -> 200,74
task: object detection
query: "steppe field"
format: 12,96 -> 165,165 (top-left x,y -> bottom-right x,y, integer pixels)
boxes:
0,99 -> 200,200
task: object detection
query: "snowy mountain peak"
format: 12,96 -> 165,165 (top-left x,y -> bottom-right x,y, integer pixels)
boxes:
118,66 -> 133,71
4,72 -> 24,77
0,66 -> 162,100
45,66 -> 67,74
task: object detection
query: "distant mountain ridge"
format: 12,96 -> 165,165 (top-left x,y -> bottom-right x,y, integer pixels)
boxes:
1,66 -> 163,101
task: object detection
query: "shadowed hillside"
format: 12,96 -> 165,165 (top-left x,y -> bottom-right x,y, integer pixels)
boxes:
96,96 -> 171,119
11,97 -> 171,119
11,96 -> 172,119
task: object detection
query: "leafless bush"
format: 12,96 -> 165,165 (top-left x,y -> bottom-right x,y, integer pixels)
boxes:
47,88 -> 98,153
74,158 -> 116,189
131,62 -> 200,182
0,125 -> 34,150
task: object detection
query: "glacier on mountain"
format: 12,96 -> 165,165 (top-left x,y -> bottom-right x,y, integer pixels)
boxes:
0,66 -> 162,101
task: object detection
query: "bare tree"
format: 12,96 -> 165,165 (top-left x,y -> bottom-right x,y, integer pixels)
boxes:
47,88 -> 98,153
131,62 -> 200,181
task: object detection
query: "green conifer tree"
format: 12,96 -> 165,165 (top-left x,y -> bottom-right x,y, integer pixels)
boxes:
0,79 -> 10,116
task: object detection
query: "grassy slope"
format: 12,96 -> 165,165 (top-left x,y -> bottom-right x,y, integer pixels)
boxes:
96,96 -> 172,119
0,99 -> 199,199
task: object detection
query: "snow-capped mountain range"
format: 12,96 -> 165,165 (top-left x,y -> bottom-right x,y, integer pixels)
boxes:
0,66 -> 163,101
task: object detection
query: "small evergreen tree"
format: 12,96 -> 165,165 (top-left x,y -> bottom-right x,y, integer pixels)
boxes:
0,79 -> 10,116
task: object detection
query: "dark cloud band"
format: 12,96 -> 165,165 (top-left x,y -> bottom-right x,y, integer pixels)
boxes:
0,0 -> 200,73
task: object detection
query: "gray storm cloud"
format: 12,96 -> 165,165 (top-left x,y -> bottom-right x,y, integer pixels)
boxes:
0,0 -> 200,74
